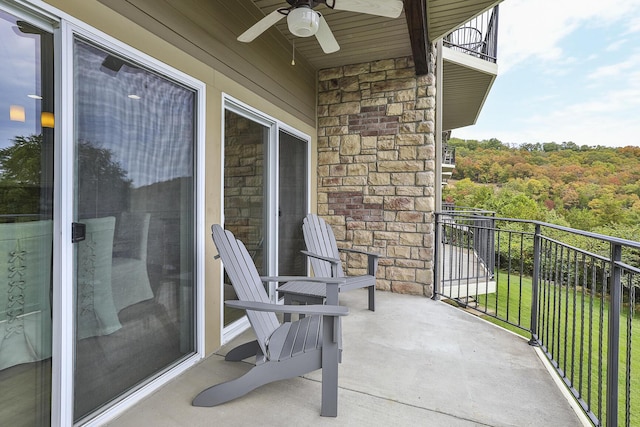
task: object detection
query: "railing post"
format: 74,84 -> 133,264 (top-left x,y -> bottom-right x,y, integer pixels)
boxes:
433,213 -> 441,300
606,243 -> 622,427
529,223 -> 541,345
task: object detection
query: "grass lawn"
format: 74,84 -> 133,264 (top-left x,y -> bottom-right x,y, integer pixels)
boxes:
473,271 -> 639,426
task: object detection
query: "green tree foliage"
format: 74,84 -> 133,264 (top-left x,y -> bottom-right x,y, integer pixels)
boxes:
0,134 -> 132,219
444,137 -> 640,232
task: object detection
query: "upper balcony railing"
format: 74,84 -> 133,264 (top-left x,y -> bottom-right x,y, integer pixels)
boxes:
434,209 -> 640,427
443,6 -> 499,63
442,143 -> 456,165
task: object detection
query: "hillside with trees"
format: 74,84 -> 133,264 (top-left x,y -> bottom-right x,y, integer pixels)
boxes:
443,138 -> 640,242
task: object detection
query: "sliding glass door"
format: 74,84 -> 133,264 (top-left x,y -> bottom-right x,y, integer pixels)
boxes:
0,8 -> 54,426
71,38 -> 197,421
222,101 -> 309,331
1,2 -> 203,423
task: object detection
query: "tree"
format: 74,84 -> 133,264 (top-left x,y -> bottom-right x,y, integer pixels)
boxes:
0,134 -> 46,218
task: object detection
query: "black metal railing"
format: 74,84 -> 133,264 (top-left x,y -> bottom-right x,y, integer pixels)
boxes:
443,6 -> 499,63
434,211 -> 639,426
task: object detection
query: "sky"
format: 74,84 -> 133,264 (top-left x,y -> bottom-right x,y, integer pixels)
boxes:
452,0 -> 640,148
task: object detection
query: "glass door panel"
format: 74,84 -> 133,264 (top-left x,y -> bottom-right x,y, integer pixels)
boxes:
72,38 -> 196,420
0,9 -> 54,427
223,109 -> 268,326
278,132 -> 308,276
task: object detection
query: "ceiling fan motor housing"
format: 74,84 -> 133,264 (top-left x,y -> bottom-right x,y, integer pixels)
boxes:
287,6 -> 320,37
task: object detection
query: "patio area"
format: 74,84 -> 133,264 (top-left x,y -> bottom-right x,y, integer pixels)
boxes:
107,290 -> 587,426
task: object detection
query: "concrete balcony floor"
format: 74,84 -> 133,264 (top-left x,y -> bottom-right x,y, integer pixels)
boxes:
107,290 -> 586,426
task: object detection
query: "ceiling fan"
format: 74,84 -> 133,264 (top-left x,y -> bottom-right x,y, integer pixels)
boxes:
237,0 -> 404,54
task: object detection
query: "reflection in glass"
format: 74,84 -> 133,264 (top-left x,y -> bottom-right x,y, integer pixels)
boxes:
223,110 -> 268,326
73,39 -> 196,420
0,9 -> 54,427
278,132 -> 308,276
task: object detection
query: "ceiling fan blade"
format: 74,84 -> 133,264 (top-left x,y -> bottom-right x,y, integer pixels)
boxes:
315,14 -> 340,54
237,9 -> 286,43
331,0 -> 403,18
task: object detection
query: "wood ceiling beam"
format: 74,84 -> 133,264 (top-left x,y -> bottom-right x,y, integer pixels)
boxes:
403,0 -> 430,75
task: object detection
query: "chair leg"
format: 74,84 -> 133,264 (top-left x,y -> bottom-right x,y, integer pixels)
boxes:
320,316 -> 339,417
225,340 -> 260,362
192,350 -> 321,408
283,294 -> 293,322
368,285 -> 375,312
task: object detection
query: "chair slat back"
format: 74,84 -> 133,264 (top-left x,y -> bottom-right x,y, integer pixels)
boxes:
302,214 -> 345,278
211,225 -> 279,355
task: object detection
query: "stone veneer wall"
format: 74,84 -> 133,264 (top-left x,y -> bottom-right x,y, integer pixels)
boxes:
317,55 -> 436,297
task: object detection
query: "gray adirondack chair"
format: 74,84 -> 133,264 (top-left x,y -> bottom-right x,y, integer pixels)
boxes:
278,214 -> 379,313
192,225 -> 348,417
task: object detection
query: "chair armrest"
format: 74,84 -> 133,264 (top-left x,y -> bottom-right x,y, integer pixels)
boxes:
260,276 -> 345,285
301,250 -> 341,265
338,248 -> 381,277
225,300 -> 348,317
339,248 -> 381,258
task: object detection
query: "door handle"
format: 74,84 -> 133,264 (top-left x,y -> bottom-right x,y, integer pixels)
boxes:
71,222 -> 86,243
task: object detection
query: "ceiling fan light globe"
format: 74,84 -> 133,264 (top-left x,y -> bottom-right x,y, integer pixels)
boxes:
287,7 -> 320,37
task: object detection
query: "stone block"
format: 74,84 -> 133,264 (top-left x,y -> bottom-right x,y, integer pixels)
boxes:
342,91 -> 362,102
396,211 -> 424,223
330,164 -> 347,176
395,89 -> 416,102
387,103 -> 403,116
396,134 -> 424,146
378,160 -> 424,172
415,197 -> 435,212
384,196 -> 414,211
398,146 -> 417,160
416,172 -> 434,186
371,59 -> 395,72
391,173 -> 415,186
387,245 -> 411,258
340,134 -> 361,155
362,136 -> 377,149
399,232 -> 423,246
401,110 -> 424,123
396,259 -> 425,268
319,116 -> 340,127
344,63 -> 370,76
347,163 -> 368,176
318,151 -> 340,165
319,90 -> 342,105
416,120 -> 434,133
319,67 -> 343,80
372,78 -> 416,93
368,173 -> 390,185
378,150 -> 399,161
353,230 -> 373,245
329,102 -> 360,116
370,186 -> 395,196
416,97 -> 435,110
340,76 -> 360,92
386,267 -> 416,281
390,281 -> 424,296
358,71 -> 387,83
396,186 -> 423,196
343,176 -> 367,186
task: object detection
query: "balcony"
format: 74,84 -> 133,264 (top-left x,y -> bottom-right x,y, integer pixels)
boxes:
435,210 -> 640,426
442,143 -> 456,183
106,289 -> 584,426
441,7 -> 500,131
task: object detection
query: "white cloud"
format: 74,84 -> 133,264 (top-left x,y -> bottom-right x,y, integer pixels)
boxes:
587,52 -> 640,80
498,0 -> 640,73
